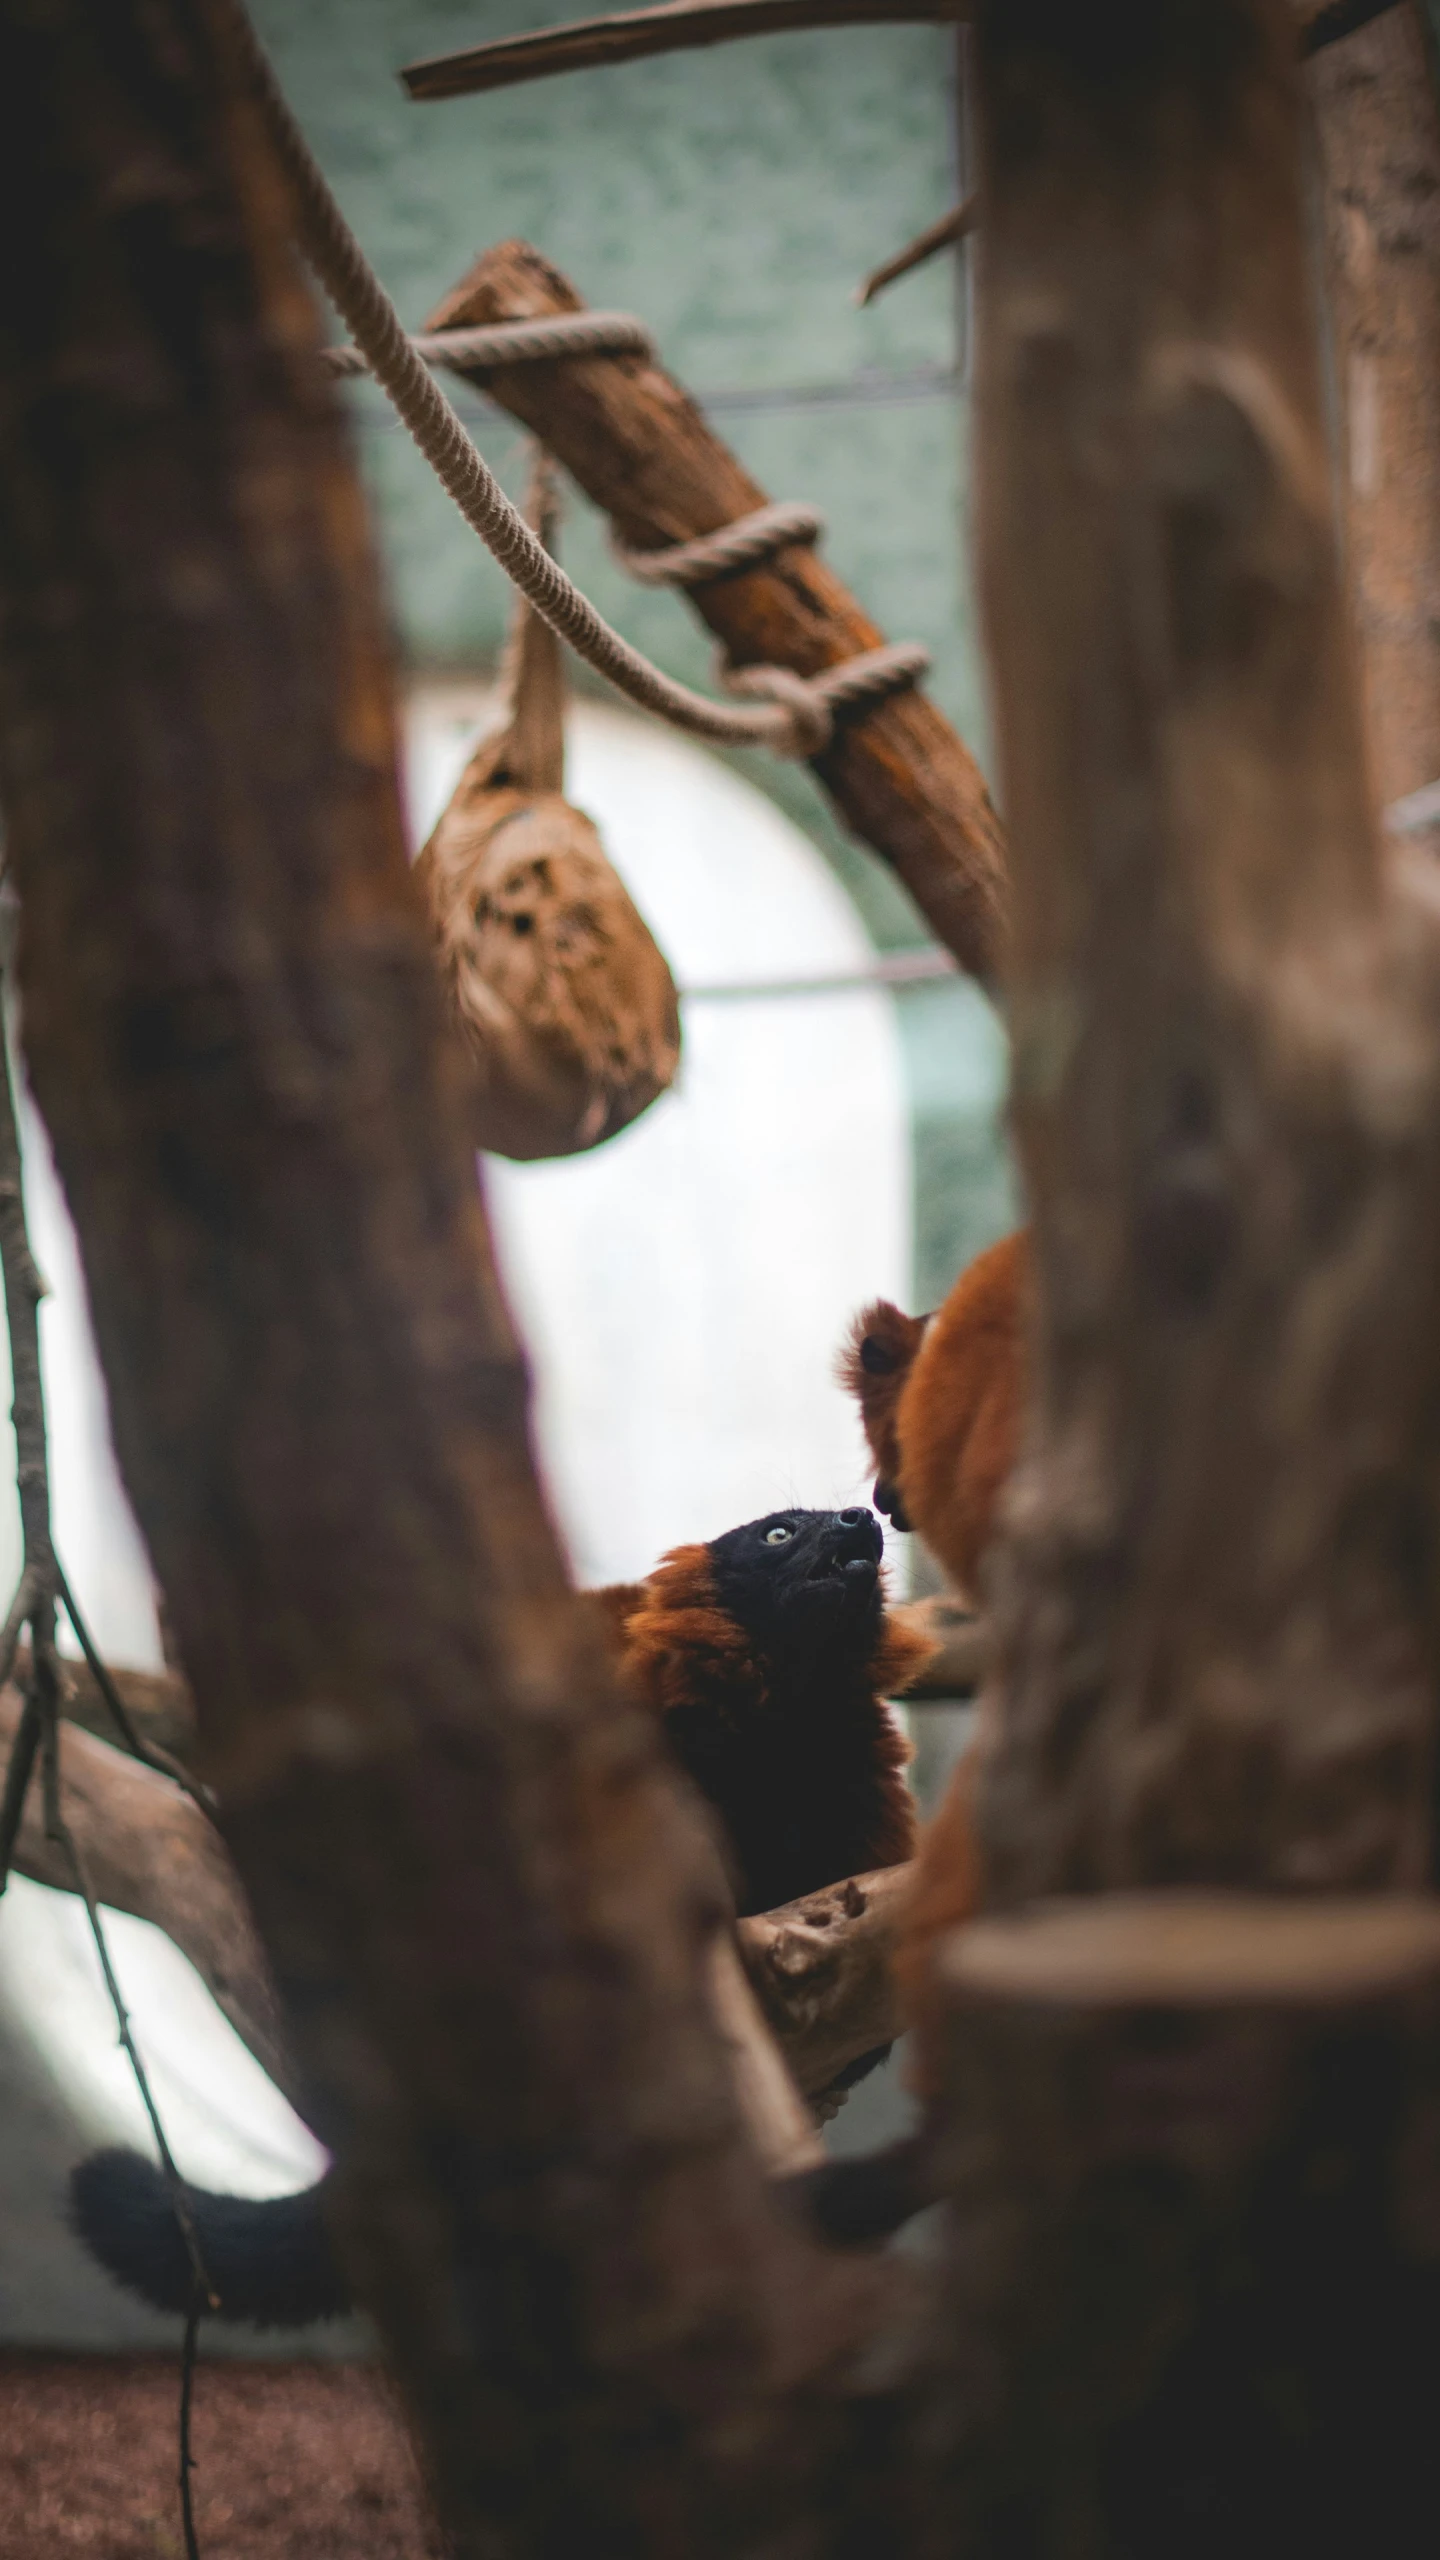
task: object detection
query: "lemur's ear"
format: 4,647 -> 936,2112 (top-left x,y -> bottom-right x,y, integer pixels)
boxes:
839,1300 -> 929,1398
839,1300 -> 930,1502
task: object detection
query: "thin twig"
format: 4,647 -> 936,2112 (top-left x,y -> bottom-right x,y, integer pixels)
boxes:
401,0 -> 967,102
856,192 -> 979,308
0,1563 -> 36,1702
179,2293 -> 204,2560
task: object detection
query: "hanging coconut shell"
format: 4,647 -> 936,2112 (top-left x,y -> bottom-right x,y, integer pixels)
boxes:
414,455 -> 681,1160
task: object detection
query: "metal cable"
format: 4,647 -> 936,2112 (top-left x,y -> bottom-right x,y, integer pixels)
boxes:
218,0 -> 928,759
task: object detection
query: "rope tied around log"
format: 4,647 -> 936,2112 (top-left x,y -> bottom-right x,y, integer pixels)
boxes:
220,0 -> 929,761
613,499 -> 824,585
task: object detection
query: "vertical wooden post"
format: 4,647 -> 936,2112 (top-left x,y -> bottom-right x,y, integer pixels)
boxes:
922,0 -> 1440,2545
1309,2 -> 1440,836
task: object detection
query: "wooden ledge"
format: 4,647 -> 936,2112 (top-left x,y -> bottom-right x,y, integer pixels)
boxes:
940,1892 -> 1440,2011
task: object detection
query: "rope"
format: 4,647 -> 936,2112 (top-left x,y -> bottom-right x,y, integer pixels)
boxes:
321,311 -> 655,378
219,0 -> 928,761
615,500 -> 824,586
718,643 -> 930,756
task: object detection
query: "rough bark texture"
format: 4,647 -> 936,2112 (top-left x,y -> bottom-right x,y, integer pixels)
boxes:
913,2 -> 1440,2548
1310,0 -> 1440,833
739,1865 -> 911,2099
424,241 -> 1010,989
974,0 -> 1440,1914
0,5 -> 892,2553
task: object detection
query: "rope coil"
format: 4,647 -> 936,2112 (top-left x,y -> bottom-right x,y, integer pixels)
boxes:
614,500 -> 824,587
221,0 -> 928,762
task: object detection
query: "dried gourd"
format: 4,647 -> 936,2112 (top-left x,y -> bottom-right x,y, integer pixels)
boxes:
413,459 -> 680,1159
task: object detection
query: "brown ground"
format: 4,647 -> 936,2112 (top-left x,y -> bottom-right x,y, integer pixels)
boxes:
0,2355 -> 440,2560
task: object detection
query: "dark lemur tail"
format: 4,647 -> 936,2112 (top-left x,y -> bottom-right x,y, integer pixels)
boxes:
71,2149 -> 350,2327
778,2133 -> 938,2248
73,2129 -> 935,2328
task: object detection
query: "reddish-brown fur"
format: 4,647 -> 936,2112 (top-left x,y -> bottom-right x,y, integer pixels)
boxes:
841,1229 -> 1030,2087
842,1229 -> 1028,1601
594,1543 -> 931,1918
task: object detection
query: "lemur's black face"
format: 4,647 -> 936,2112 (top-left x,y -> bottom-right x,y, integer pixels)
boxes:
707,1507 -> 885,1669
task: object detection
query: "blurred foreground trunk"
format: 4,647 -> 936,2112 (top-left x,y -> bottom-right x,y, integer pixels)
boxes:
921,2 -> 1440,2551
0,3 -> 884,2553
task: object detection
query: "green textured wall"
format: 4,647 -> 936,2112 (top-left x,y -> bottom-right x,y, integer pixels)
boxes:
251,0 -> 1018,1299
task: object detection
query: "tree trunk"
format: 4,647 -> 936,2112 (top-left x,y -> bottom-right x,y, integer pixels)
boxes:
921,0 -> 1440,2546
1309,0 -> 1440,838
0,3 -> 889,2551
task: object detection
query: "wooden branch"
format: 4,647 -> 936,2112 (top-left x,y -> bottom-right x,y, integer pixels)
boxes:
0,1681 -> 299,2113
398,0 -> 1386,105
17,1643 -> 878,2170
0,7 -> 896,2548
739,1864 -> 911,2097
857,194 -> 980,309
1309,0 -> 1440,833
889,1595 -> 988,1697
423,241 -> 1010,989
16,1642 -> 197,1762
402,1 -> 969,103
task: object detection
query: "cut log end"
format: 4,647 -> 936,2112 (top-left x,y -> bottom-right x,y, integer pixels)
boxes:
940,1892 -> 1440,2011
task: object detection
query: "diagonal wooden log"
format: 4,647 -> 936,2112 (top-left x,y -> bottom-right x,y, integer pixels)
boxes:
739,1864 -> 911,2098
17,1642 -> 197,1763
423,240 -> 1010,990
0,1681 -> 299,2114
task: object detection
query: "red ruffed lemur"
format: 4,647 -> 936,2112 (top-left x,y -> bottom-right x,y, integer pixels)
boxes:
784,1230 -> 1028,2246
842,1228 -> 1029,2046
73,1504 -> 933,2325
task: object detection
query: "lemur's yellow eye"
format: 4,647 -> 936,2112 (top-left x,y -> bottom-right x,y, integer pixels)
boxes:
764,1524 -> 793,1546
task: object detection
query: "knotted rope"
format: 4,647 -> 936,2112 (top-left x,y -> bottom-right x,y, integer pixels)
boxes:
220,0 -> 929,761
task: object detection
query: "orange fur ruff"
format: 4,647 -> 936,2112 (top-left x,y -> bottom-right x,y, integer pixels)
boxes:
841,1228 -> 1030,2089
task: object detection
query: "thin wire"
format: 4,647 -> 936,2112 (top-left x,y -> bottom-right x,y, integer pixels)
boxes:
180,2293 -> 204,2560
